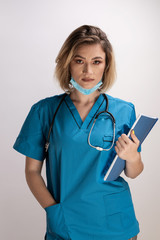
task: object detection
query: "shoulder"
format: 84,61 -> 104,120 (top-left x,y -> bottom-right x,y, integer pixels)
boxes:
104,94 -> 136,132
105,93 -> 135,112
31,92 -> 67,112
26,93 -> 67,135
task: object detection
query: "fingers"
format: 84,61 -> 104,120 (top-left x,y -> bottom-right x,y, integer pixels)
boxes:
116,134 -> 130,149
115,131 -> 140,154
115,131 -> 140,161
115,140 -> 123,150
114,145 -> 119,155
120,134 -> 130,144
130,130 -> 140,146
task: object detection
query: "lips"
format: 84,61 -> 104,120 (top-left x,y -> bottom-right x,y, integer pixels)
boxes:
82,78 -> 94,82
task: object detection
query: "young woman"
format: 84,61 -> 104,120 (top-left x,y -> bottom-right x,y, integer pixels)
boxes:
13,25 -> 144,240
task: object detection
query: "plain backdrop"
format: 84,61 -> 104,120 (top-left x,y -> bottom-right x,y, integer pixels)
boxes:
1,0 -> 160,239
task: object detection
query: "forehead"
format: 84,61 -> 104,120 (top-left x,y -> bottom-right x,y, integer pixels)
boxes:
74,44 -> 105,58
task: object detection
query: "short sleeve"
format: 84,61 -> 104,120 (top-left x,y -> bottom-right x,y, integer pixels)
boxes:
130,105 -> 141,152
13,104 -> 46,161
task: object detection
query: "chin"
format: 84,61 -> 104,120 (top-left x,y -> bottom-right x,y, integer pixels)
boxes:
80,81 -> 96,89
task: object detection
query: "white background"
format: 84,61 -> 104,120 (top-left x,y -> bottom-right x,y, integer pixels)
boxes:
1,0 -> 160,239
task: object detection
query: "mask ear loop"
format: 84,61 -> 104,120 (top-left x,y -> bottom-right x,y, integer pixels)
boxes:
69,82 -> 74,89
68,78 -> 74,94
98,80 -> 103,91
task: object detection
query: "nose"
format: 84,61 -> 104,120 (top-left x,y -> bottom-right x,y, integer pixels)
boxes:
82,63 -> 93,74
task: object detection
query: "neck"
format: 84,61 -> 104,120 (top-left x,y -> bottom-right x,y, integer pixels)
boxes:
69,89 -> 101,104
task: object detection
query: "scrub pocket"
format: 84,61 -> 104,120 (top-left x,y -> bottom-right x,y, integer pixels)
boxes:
45,203 -> 70,240
103,135 -> 114,149
103,188 -> 137,232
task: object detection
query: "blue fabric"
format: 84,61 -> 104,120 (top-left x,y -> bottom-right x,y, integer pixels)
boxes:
13,93 -> 140,240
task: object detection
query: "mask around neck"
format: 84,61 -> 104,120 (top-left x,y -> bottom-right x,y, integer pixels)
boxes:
70,77 -> 102,95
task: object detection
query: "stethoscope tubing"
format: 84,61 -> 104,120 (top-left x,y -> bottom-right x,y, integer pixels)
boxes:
88,94 -> 116,151
45,93 -> 116,154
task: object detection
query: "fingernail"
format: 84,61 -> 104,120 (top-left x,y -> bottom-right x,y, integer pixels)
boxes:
132,130 -> 135,134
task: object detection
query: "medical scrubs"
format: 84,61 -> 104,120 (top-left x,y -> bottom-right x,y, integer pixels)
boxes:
13,93 -> 140,240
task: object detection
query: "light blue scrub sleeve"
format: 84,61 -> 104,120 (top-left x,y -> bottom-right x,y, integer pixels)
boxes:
13,104 -> 46,161
130,105 -> 141,152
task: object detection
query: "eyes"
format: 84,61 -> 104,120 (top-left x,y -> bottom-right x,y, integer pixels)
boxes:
75,59 -> 102,65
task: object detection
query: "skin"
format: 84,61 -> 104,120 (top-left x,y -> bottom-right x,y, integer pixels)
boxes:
25,43 -> 143,210
69,44 -> 106,121
25,157 -> 56,209
70,44 -> 106,91
115,131 -> 144,178
69,44 -> 143,178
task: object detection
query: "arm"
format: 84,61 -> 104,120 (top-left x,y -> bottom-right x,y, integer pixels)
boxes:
115,130 -> 144,179
25,156 -> 57,209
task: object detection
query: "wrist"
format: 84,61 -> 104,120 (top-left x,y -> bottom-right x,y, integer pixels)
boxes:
126,152 -> 141,164
43,200 -> 57,209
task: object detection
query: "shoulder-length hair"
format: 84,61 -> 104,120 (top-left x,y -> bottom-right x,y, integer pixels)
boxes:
55,25 -> 116,93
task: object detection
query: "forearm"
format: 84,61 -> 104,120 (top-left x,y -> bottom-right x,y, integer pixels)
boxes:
124,152 -> 144,179
25,171 -> 56,209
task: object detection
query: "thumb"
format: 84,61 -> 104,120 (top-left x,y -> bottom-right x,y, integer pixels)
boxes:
131,130 -> 140,146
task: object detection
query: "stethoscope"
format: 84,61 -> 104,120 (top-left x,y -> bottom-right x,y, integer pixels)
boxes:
45,93 -> 116,156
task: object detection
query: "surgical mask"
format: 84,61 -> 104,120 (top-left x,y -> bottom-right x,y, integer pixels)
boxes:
70,77 -> 103,95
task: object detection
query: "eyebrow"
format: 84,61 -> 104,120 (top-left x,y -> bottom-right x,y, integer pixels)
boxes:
74,55 -> 104,60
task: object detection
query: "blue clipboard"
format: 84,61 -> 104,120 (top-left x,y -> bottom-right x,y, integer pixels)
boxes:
103,114 -> 158,181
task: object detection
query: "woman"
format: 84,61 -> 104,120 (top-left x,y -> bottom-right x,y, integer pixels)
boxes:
13,25 -> 144,240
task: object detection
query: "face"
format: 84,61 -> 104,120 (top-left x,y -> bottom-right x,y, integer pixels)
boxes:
70,44 -> 106,89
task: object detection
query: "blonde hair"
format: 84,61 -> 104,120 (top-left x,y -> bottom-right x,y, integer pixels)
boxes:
55,25 -> 116,93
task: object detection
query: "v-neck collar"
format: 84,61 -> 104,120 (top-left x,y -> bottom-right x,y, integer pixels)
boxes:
65,93 -> 105,130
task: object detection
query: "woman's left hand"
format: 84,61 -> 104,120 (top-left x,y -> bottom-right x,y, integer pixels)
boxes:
115,130 -> 140,163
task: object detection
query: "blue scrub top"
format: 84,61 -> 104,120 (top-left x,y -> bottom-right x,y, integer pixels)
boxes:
13,93 -> 140,240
